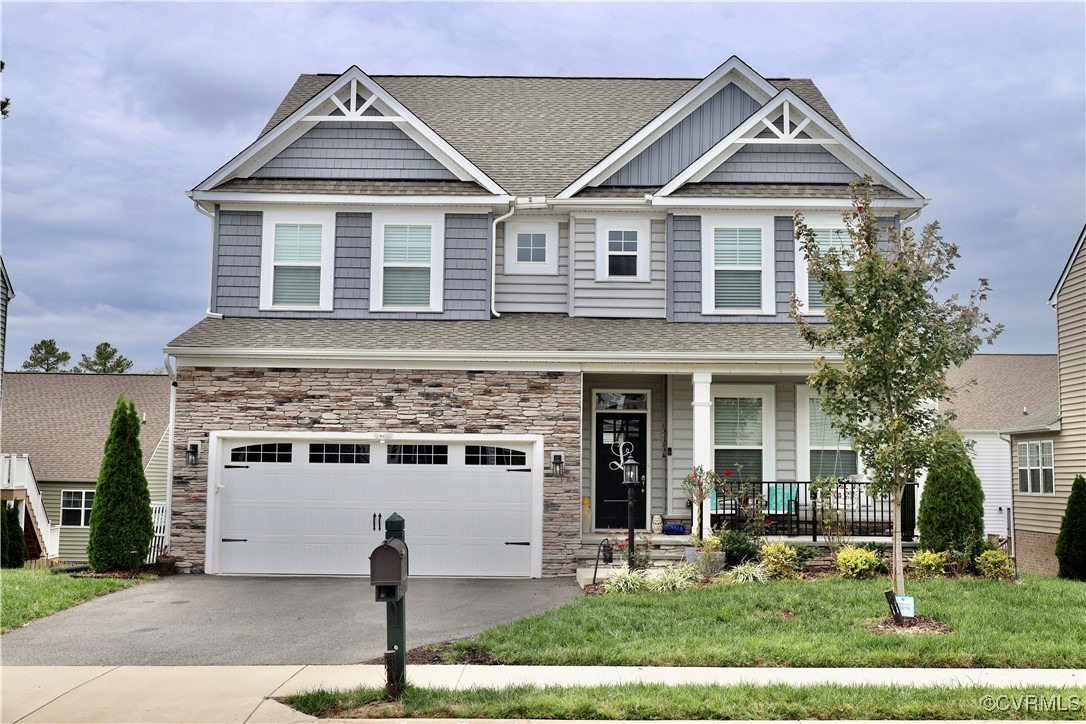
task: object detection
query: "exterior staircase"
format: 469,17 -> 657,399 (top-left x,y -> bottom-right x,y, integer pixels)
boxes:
1,454 -> 59,560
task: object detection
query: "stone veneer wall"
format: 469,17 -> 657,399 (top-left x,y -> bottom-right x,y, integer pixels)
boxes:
171,367 -> 582,576
1013,528 -> 1059,576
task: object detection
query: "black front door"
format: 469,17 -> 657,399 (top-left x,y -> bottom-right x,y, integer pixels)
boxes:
594,413 -> 647,529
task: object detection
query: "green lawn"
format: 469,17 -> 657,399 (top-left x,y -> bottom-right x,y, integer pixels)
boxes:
447,576 -> 1086,667
0,568 -> 148,633
283,683 -> 1086,720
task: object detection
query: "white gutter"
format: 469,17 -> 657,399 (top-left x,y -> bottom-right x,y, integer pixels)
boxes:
650,196 -> 929,210
490,203 -> 516,317
192,200 -> 217,315
190,191 -> 514,206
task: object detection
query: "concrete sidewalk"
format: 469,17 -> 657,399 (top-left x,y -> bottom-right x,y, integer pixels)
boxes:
3,665 -> 1083,723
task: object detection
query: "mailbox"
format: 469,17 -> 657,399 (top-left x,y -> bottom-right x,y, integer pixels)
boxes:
370,537 -> 409,602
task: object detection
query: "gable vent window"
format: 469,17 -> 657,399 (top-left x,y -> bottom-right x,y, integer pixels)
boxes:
807,228 -> 851,311
272,224 -> 323,306
230,443 -> 293,463
607,230 -> 639,277
310,443 -> 370,464
713,228 -> 762,310
383,224 -> 432,307
465,445 -> 527,466
387,444 -> 449,465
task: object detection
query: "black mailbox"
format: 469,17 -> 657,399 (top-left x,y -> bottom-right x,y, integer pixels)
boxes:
370,537 -> 409,602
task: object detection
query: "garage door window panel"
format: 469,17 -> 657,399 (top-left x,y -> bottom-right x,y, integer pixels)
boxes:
230,443 -> 293,463
465,445 -> 527,466
309,443 -> 370,464
387,444 -> 449,465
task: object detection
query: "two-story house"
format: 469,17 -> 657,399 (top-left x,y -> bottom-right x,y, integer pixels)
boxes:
164,57 -> 927,577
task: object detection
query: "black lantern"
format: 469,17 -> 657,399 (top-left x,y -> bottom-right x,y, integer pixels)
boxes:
186,443 -> 199,466
622,458 -> 640,568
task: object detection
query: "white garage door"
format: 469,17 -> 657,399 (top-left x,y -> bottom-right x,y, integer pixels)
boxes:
214,439 -> 535,577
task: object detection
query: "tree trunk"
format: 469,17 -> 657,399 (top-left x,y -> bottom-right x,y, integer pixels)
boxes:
892,485 -> 905,595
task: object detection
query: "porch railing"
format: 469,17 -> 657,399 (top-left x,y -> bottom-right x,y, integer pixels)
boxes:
709,480 -> 916,542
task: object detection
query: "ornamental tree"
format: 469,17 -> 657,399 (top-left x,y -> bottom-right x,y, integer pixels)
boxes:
74,342 -> 133,374
87,397 -> 153,571
917,424 -> 985,555
1055,474 -> 1086,581
790,177 -> 1001,595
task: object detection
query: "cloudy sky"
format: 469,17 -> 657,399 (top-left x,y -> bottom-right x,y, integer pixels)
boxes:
2,2 -> 1083,373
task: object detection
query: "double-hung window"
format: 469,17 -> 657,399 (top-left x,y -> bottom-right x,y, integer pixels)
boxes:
700,214 -> 774,315
710,384 -> 777,483
61,490 -> 94,527
595,218 -> 651,281
797,386 -> 860,481
259,209 -> 335,310
794,212 -> 850,315
1017,441 -> 1054,494
503,220 -> 559,275
371,211 -> 445,312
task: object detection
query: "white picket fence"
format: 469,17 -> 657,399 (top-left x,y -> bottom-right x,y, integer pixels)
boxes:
146,503 -> 168,564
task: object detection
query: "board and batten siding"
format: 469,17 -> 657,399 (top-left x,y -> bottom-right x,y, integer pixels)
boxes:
961,431 -> 1013,538
251,121 -> 457,180
213,210 -> 491,320
494,221 -> 569,313
581,374 -> 668,527
600,84 -> 761,187
571,217 -> 666,318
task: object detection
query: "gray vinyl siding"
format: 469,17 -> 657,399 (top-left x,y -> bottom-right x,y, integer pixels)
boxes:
251,121 -> 457,180
668,215 -> 796,323
704,144 -> 859,184
600,84 -> 761,187
213,210 -> 490,320
571,217 -> 666,318
494,221 -> 569,313
582,374 -> 668,526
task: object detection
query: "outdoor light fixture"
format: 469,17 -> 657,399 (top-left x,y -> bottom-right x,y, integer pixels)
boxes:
622,458 -> 640,568
622,458 -> 640,487
552,453 -> 564,476
186,443 -> 199,466
591,537 -> 614,586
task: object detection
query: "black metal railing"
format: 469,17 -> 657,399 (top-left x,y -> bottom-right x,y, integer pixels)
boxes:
708,480 -> 916,541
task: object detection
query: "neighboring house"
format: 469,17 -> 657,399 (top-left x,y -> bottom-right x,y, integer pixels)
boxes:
1008,225 -> 1086,575
165,57 -> 930,577
1,256 -> 12,443
941,354 -> 1058,539
0,372 -> 172,562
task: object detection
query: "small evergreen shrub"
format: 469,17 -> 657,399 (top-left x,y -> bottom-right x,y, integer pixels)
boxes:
601,565 -> 648,594
759,542 -> 801,580
855,541 -> 891,573
1055,475 -> 1086,581
1,503 -> 26,569
911,549 -> 948,580
717,528 -> 759,569
835,544 -> 881,579
645,563 -> 700,593
975,549 -> 1015,581
917,425 -> 985,556
723,560 -> 768,584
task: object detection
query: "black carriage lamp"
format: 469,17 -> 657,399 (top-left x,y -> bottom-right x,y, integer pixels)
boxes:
186,443 -> 199,466
622,457 -> 640,568
552,453 -> 564,476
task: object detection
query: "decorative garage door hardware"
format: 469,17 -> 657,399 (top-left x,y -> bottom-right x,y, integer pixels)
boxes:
505,541 -> 530,546
224,464 -> 249,469
221,538 -> 248,542
507,468 -> 532,472
372,512 -> 383,531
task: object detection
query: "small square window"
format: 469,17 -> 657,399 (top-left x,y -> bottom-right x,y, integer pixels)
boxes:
516,233 -> 547,263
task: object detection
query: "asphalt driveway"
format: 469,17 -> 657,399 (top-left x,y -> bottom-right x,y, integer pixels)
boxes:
1,575 -> 578,665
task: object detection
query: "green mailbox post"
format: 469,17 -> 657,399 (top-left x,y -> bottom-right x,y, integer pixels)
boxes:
370,512 -> 408,698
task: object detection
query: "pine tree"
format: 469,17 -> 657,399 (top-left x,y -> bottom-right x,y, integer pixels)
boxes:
74,342 -> 133,374
1055,475 -> 1086,581
917,424 -> 985,554
1,503 -> 26,568
87,398 -> 153,571
22,339 -> 71,372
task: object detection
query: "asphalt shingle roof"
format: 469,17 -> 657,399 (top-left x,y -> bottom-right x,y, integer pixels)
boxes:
166,314 -> 829,358
249,73 -> 851,197
941,354 -> 1060,431
1,373 -> 172,482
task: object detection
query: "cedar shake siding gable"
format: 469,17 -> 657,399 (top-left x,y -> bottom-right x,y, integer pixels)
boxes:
212,210 -> 491,320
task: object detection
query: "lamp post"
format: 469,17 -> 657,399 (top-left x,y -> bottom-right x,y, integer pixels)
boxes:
622,458 -> 640,568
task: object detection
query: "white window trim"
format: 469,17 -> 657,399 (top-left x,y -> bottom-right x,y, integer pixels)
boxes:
503,220 -> 559,276
794,210 -> 850,316
370,210 -> 445,313
595,218 -> 652,282
709,384 -> 776,481
1017,440 -> 1055,496
795,385 -> 867,482
700,212 -> 775,315
259,208 -> 336,311
60,489 -> 94,528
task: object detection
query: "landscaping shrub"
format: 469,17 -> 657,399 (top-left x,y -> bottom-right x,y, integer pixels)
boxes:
911,550 -> 948,580
716,528 -> 759,569
835,544 -> 881,579
645,563 -> 699,593
975,549 -> 1015,581
1,503 -> 25,569
855,541 -> 890,574
917,425 -> 985,556
1055,474 -> 1086,581
87,398 -> 154,572
601,565 -> 648,594
722,560 -> 768,584
759,542 -> 800,580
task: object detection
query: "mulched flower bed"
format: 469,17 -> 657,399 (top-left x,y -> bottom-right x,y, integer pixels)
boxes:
364,641 -> 499,666
871,616 -> 952,635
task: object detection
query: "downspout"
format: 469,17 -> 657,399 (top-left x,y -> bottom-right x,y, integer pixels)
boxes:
490,203 -> 516,317
163,353 -> 178,553
192,200 -> 217,316
998,431 -> 1016,565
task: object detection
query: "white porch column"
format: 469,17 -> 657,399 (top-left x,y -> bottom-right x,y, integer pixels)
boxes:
691,372 -> 713,538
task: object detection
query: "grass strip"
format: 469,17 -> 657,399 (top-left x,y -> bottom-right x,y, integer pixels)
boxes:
1,568 -> 148,633
283,683 -> 1086,720
450,576 -> 1086,668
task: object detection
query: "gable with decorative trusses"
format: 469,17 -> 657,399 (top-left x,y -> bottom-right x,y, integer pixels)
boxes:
194,69 -> 507,197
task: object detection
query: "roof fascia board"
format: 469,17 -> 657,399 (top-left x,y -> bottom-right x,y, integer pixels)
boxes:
1049,223 -> 1086,305
554,57 -> 777,200
1002,419 -> 1062,435
650,197 -> 926,210
192,191 -> 512,207
195,67 -> 507,196
658,90 -> 923,200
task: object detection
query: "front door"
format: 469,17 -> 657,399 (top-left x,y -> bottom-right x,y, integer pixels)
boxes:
594,413 -> 647,529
